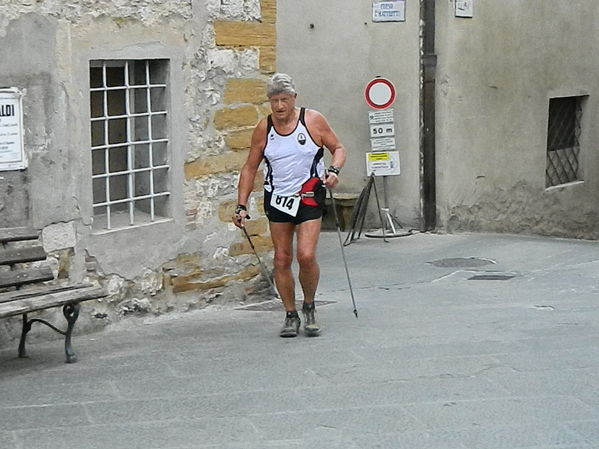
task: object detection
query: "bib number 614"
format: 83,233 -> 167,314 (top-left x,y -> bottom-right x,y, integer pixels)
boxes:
276,195 -> 295,210
271,193 -> 300,217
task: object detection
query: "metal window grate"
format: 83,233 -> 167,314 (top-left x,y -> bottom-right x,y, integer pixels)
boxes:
545,96 -> 583,188
89,60 -> 170,231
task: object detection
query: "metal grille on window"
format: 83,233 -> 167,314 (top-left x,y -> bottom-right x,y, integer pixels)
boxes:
545,96 -> 583,188
89,60 -> 170,231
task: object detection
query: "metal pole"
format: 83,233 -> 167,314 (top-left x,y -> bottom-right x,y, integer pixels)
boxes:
328,188 -> 359,318
242,227 -> 279,299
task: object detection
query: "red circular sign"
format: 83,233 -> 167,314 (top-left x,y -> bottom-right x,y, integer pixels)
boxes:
364,78 -> 396,109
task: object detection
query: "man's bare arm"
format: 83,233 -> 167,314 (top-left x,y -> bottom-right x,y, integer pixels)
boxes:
237,120 -> 267,206
306,110 -> 347,188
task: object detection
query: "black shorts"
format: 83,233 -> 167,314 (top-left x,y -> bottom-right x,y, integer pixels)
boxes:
264,189 -> 325,224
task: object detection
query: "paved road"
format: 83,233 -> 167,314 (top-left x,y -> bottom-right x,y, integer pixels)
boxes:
1,231 -> 599,449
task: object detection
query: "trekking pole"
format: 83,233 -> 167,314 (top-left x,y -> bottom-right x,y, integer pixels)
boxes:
328,185 -> 359,318
241,226 -> 279,299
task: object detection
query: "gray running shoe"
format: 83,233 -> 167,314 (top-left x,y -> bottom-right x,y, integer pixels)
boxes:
302,302 -> 321,337
280,312 -> 301,338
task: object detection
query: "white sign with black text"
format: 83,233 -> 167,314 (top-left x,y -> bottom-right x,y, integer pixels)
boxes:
455,0 -> 474,18
366,151 -> 401,176
370,122 -> 395,138
370,137 -> 396,152
368,108 -> 395,125
372,0 -> 406,22
0,88 -> 26,171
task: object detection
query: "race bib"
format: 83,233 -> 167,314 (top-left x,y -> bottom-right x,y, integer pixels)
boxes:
270,193 -> 300,217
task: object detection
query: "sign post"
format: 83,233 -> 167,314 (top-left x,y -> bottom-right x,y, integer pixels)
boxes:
364,78 -> 404,238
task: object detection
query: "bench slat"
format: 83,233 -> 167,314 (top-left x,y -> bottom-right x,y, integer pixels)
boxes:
0,246 -> 47,265
0,283 -> 97,303
0,285 -> 108,319
0,266 -> 54,289
0,227 -> 39,244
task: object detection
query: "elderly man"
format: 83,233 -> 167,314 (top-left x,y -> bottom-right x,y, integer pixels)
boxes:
233,73 -> 347,337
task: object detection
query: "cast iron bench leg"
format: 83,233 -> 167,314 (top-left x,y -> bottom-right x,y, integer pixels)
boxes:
15,303 -> 82,363
18,312 -> 32,358
63,303 -> 80,364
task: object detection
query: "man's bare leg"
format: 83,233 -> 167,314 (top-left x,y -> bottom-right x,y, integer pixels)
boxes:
296,218 -> 322,336
270,221 -> 301,337
296,218 -> 322,304
269,221 -> 297,311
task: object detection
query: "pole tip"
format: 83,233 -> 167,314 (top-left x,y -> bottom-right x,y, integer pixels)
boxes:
353,309 -> 358,318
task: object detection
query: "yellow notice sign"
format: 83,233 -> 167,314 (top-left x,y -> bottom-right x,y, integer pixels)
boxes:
367,153 -> 390,161
365,151 -> 400,176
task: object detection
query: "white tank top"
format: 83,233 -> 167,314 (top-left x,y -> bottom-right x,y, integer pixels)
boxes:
263,107 -> 324,196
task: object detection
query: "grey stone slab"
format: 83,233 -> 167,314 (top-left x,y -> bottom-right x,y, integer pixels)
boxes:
566,420 -> 599,442
233,437 -> 360,449
304,355 -> 504,386
527,446 -> 592,449
351,430 -> 469,449
0,403 -> 90,431
115,374 -> 258,399
453,423 -> 588,449
493,347 -> 599,372
514,334 -> 599,353
0,359 -> 176,388
405,396 -> 599,431
577,390 -> 599,409
113,375 -> 236,399
0,381 -> 118,407
15,418 -> 260,449
172,345 -> 361,373
293,377 -> 509,411
174,438 -> 361,449
85,389 -> 303,424
484,367 -> 598,398
0,432 -> 16,449
353,339 -> 531,361
174,363 -> 330,391
248,406 -> 426,440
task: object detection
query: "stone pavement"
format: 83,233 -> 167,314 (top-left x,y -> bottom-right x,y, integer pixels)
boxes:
1,231 -> 599,449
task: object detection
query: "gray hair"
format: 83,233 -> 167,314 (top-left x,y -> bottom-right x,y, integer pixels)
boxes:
267,73 -> 297,97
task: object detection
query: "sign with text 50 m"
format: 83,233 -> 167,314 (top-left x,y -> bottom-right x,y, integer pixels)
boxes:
372,0 -> 406,22
370,122 -> 395,138
0,88 -> 26,171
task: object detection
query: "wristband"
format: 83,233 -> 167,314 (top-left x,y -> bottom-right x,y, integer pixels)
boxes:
327,166 -> 341,175
235,204 -> 250,219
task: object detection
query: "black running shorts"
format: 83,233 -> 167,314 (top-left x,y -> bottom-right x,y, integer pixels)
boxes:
264,189 -> 324,224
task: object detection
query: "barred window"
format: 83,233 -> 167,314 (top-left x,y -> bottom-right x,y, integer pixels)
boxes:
545,96 -> 585,188
89,60 -> 171,231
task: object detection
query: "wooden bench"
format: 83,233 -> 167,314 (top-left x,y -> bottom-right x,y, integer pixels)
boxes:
0,227 -> 107,363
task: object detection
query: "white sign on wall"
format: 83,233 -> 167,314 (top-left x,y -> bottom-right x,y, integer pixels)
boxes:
366,151 -> 401,176
372,0 -> 406,23
0,88 -> 26,171
368,108 -> 395,125
455,0 -> 474,18
371,136 -> 396,152
370,122 -> 396,138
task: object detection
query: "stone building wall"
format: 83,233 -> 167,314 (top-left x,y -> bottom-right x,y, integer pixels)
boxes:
0,0 -> 279,344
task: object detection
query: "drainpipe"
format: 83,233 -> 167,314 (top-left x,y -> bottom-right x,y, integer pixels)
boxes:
420,0 -> 437,230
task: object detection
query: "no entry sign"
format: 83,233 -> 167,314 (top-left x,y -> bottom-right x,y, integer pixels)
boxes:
364,78 -> 396,109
